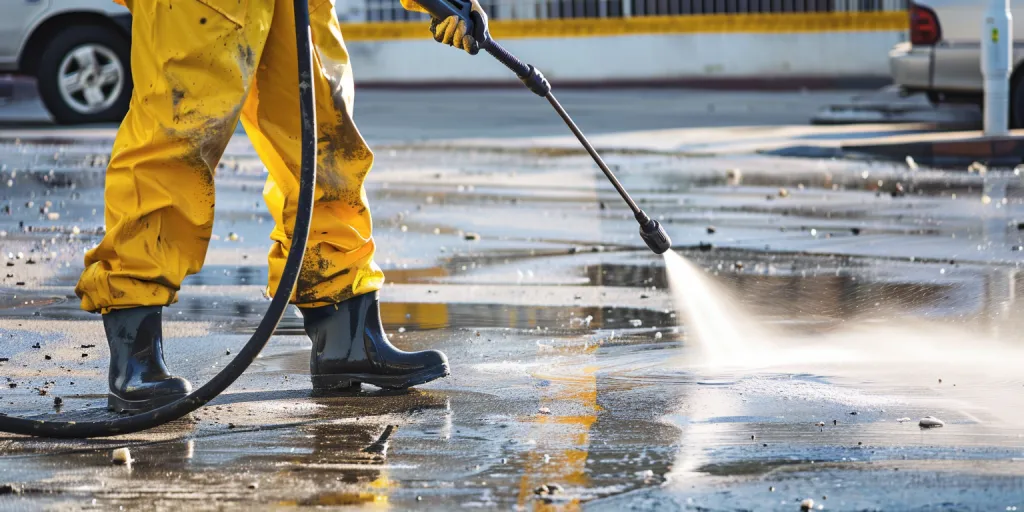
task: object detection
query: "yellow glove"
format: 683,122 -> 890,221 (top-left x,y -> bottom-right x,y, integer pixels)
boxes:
429,0 -> 488,55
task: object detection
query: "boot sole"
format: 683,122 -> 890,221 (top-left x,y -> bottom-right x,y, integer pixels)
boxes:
108,392 -> 187,415
312,363 -> 450,392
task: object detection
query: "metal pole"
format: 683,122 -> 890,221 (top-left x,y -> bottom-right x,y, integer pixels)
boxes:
544,92 -> 643,216
982,0 -> 1013,136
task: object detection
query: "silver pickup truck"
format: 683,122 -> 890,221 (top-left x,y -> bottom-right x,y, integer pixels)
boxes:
890,0 -> 1024,127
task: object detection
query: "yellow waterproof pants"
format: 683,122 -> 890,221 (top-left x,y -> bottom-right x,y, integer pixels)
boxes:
76,0 -> 386,313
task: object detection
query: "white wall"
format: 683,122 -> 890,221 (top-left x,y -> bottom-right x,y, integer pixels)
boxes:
346,31 -> 907,83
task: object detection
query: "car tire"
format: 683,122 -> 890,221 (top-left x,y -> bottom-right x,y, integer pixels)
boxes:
36,25 -> 132,125
1012,72 -> 1024,129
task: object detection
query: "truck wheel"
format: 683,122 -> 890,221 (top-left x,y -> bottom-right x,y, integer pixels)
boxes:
36,25 -> 132,125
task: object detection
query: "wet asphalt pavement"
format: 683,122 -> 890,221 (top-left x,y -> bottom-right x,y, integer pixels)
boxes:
1,89 -> 1024,511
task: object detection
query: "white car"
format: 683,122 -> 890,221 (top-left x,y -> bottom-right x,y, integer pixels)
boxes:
889,0 -> 1024,127
0,0 -> 131,124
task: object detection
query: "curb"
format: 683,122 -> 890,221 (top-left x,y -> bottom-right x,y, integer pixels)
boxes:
842,133 -> 1024,168
357,76 -> 892,92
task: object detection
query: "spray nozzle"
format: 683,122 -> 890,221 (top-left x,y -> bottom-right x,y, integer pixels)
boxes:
638,216 -> 672,255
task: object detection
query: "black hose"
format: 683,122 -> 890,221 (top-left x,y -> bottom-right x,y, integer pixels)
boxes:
0,0 -> 318,438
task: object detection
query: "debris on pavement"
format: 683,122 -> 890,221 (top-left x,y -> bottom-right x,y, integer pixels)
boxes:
919,416 -> 945,428
533,484 -> 563,496
111,448 -> 132,465
0,484 -> 22,495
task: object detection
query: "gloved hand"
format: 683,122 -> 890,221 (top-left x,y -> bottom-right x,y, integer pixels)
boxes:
429,0 -> 488,55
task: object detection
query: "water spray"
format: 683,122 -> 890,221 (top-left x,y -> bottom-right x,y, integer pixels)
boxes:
420,0 -> 672,255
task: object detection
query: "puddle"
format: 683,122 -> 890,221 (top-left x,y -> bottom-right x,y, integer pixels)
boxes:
3,141 -> 1024,508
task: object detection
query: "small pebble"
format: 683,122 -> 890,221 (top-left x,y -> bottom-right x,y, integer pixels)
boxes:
227,232 -> 239,241
464,232 -> 480,241
111,447 -> 133,465
538,407 -> 551,415
247,482 -> 259,490
919,416 -> 944,428
801,498 -> 815,511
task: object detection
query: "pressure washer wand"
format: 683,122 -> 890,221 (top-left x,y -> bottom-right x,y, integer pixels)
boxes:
417,0 -> 671,254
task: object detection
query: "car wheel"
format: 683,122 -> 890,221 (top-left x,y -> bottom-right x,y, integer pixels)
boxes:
36,25 -> 132,125
1013,73 -> 1024,129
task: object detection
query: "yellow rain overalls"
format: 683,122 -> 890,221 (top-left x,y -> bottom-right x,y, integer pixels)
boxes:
76,0 -> 424,313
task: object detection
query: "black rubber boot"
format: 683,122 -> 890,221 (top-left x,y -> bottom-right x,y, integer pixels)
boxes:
302,292 -> 449,392
103,306 -> 192,414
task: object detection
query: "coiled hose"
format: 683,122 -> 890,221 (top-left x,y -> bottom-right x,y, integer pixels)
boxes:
0,0 -> 318,438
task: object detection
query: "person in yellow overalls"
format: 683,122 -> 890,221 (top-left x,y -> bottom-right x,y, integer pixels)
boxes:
77,0 -> 487,413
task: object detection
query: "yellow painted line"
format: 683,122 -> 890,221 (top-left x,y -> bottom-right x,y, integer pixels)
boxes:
339,11 -> 907,41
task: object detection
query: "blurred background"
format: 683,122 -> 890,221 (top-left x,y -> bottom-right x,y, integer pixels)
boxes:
4,0 -> 1019,128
